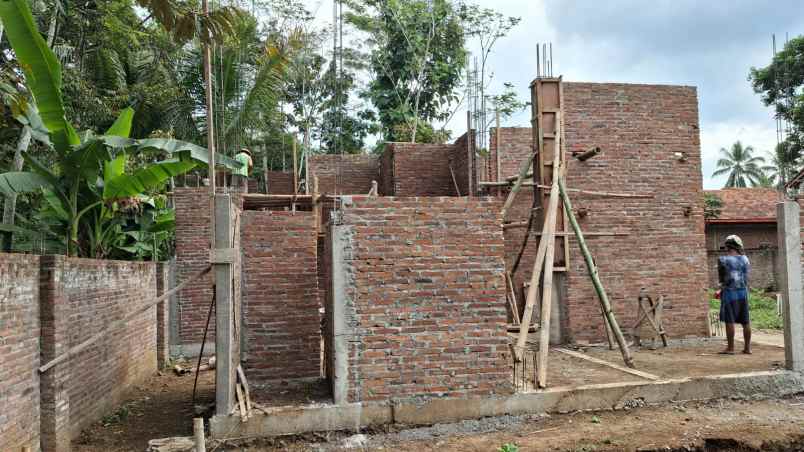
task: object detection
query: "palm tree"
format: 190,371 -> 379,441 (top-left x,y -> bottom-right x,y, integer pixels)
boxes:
763,141 -> 801,188
712,141 -> 767,188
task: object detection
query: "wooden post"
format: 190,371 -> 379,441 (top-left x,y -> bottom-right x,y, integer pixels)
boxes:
558,176 -> 634,368
466,110 -> 473,197
515,128 -> 561,363
313,176 -> 321,234
262,152 -> 268,194
193,418 -> 206,452
535,116 -> 562,388
292,137 -> 298,195
495,108 -> 501,183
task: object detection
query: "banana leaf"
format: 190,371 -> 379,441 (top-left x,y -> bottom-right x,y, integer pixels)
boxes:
103,159 -> 197,200
105,107 -> 135,138
0,0 -> 79,152
0,171 -> 53,196
135,138 -> 243,170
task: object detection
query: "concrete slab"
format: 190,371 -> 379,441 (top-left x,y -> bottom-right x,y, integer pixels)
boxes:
209,370 -> 804,439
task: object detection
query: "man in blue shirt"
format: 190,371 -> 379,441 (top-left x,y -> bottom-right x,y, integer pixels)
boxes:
716,234 -> 751,355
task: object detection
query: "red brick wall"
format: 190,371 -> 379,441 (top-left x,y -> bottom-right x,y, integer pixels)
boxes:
562,82 -> 708,340
451,132 -> 474,195
338,197 -> 512,402
308,154 -> 380,195
379,146 -> 395,195
0,254 -> 40,452
57,257 -> 158,437
266,171 -> 294,194
241,211 -> 320,382
174,187 -> 215,345
387,142 -> 456,196
489,83 -> 709,341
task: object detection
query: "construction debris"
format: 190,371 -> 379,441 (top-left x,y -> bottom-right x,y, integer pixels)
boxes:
147,437 -> 195,452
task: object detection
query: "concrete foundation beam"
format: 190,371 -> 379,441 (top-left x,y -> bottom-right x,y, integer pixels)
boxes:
209,370 -> 804,439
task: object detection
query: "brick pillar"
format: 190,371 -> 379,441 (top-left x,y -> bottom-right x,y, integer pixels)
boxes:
39,255 -> 71,452
156,262 -> 170,369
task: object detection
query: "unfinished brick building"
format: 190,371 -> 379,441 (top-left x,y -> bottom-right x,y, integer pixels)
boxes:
173,78 -> 709,405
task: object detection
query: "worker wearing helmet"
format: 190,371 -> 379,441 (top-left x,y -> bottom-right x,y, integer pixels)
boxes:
715,234 -> 751,354
232,148 -> 253,192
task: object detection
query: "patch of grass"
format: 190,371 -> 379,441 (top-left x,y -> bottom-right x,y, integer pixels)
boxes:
708,288 -> 782,330
101,405 -> 131,426
498,443 -> 519,452
591,415 -> 601,424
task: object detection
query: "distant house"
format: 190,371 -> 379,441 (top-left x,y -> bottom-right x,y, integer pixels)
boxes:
703,188 -> 781,290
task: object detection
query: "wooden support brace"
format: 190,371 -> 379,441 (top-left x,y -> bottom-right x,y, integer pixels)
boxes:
558,176 -> 634,368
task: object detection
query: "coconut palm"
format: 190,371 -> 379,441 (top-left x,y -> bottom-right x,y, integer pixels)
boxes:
712,141 -> 767,188
762,140 -> 802,188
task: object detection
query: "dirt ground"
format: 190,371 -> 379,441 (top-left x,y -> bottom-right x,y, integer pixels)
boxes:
583,340 -> 786,379
73,369 -> 215,452
219,397 -> 804,452
72,339 -> 797,452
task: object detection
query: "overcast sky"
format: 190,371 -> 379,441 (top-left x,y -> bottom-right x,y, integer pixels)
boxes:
306,0 -> 804,189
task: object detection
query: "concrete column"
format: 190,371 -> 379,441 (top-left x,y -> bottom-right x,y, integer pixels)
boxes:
776,201 -> 804,371
156,262 -> 169,369
39,255 -> 71,452
215,195 -> 235,415
331,224 -> 353,404
168,257 -> 180,356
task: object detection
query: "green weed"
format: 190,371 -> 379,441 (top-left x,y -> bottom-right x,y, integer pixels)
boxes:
708,289 -> 782,330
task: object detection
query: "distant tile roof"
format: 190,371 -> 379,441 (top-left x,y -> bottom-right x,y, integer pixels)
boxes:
704,188 -> 781,223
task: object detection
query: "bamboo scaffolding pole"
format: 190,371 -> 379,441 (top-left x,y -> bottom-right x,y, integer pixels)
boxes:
39,266 -> 212,373
558,176 -> 634,368
515,134 -> 562,364
535,117 -> 562,388
500,156 -> 535,221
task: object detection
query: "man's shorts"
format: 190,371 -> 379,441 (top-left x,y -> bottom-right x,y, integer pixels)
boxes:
719,288 -> 750,325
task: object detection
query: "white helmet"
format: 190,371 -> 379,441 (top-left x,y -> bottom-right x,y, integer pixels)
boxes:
724,234 -> 743,250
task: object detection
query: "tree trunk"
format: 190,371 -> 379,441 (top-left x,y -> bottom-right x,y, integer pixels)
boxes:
46,4 -> 58,47
2,127 -> 32,251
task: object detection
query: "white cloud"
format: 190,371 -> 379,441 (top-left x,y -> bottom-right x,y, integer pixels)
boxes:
301,0 -> 799,188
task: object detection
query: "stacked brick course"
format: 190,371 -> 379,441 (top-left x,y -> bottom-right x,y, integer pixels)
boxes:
241,211 -> 320,382
308,154 -> 380,195
174,187 -> 215,346
335,197 -> 512,402
0,253 -> 161,452
266,170 -> 295,194
381,143 -> 456,196
0,254 -> 40,452
56,257 -> 158,438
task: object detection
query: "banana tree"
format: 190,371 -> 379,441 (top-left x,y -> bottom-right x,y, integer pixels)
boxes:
0,0 -> 240,256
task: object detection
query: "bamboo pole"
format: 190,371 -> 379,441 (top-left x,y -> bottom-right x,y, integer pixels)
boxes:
535,117 -> 562,388
495,109 -> 501,183
292,138 -> 298,195
500,156 -> 535,221
201,0 -> 215,244
39,266 -> 212,373
515,133 -> 562,362
558,176 -> 634,368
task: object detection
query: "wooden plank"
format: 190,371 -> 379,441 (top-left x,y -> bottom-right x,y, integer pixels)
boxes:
292,138 -> 298,195
554,348 -> 660,381
449,164 -> 462,196
235,384 -> 247,419
536,114 -> 562,389
506,272 -> 520,325
236,365 -> 252,413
